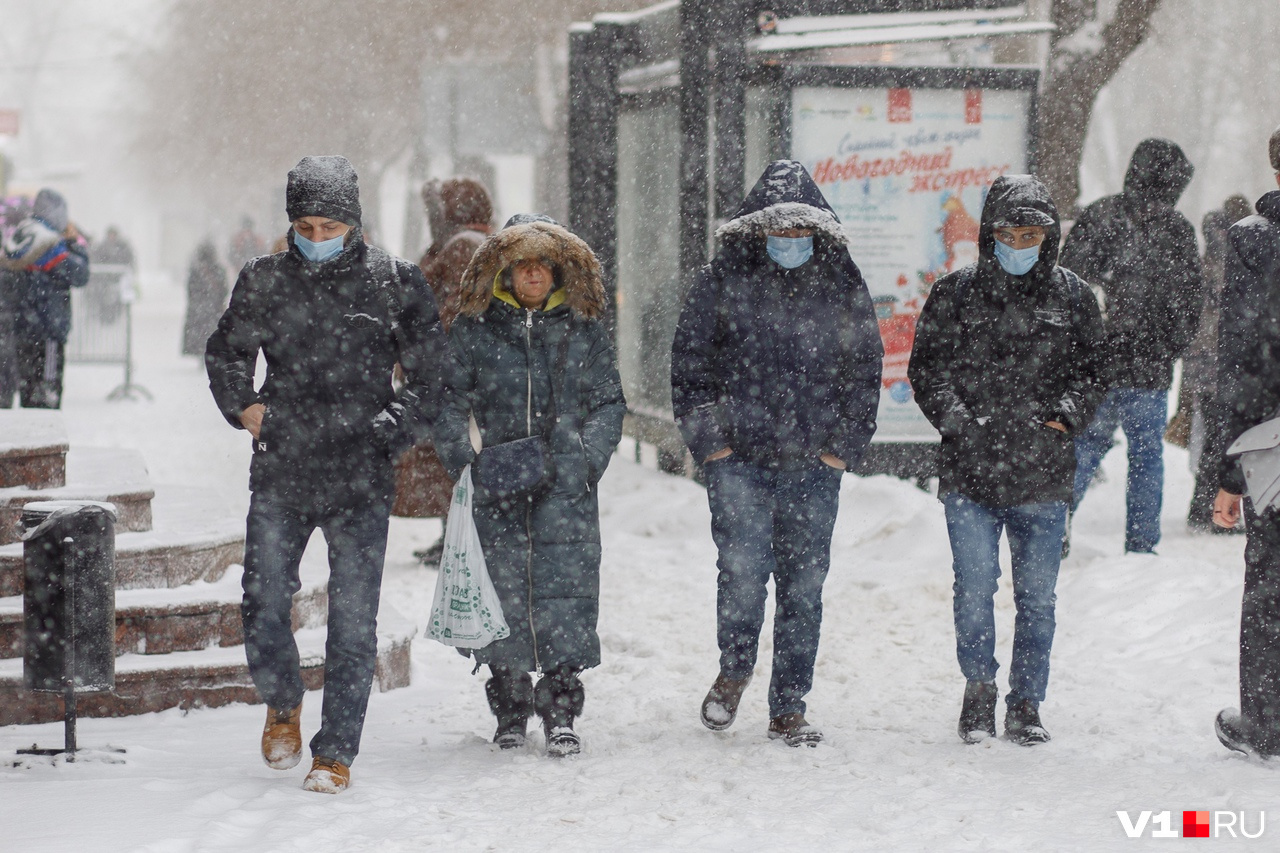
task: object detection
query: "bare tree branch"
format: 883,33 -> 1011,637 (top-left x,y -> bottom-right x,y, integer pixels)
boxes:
1039,0 -> 1165,214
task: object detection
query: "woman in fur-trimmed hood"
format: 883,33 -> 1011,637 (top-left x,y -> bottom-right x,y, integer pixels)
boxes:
671,160 -> 883,746
433,216 -> 625,757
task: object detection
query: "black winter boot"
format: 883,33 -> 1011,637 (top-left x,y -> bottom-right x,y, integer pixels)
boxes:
1005,697 -> 1051,745
535,669 -> 585,757
486,668 -> 534,750
958,680 -> 998,744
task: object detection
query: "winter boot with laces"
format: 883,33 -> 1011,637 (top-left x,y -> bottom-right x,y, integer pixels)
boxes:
486,668 -> 534,750
958,680 -> 998,744
261,702 -> 303,770
535,669 -> 585,758
1004,697 -> 1051,745
767,712 -> 823,747
302,756 -> 350,794
700,672 -> 752,731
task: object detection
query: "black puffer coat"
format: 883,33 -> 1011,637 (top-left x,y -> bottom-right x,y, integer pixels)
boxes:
671,160 -> 883,470
909,175 -> 1107,508
205,230 -> 447,508
1215,190 -> 1280,495
1059,138 -> 1204,389
433,221 -> 625,672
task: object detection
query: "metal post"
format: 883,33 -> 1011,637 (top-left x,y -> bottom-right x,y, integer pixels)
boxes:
62,535 -> 77,760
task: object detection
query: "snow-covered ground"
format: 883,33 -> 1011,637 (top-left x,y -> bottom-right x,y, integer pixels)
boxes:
2,280 -> 1276,852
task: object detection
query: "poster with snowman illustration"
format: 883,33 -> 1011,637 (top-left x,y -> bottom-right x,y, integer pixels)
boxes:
790,84 -> 1032,442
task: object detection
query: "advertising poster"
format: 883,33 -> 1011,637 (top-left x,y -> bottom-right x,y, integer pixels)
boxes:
790,85 -> 1032,442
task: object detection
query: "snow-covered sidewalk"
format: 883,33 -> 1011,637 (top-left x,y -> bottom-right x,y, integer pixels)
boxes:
1,283 -> 1275,851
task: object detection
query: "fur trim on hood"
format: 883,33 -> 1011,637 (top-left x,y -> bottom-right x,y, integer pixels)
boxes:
457,221 -> 607,319
715,160 -> 848,247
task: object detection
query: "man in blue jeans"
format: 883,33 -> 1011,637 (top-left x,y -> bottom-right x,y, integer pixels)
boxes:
909,176 -> 1105,745
672,161 -> 882,746
1061,139 -> 1204,554
206,157 -> 446,792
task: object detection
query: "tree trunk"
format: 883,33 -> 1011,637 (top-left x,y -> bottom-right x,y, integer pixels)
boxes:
1038,0 -> 1165,216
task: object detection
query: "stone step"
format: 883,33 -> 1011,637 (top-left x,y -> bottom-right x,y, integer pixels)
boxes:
0,615 -> 416,726
0,410 -> 68,490
0,564 -> 329,659
0,447 -> 155,545
0,484 -> 244,597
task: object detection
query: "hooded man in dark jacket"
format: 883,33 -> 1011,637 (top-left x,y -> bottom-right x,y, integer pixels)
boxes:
1061,138 -> 1204,554
1211,124 -> 1280,758
0,188 -> 90,408
206,155 -> 448,793
671,160 -> 882,746
433,216 -> 625,757
909,175 -> 1105,745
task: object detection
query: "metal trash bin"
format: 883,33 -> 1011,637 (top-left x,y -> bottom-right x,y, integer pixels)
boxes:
22,500 -> 117,694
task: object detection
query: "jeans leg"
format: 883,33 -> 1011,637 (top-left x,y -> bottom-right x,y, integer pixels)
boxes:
1241,506 -> 1280,751
767,466 -> 842,717
1003,502 -> 1066,705
309,502 -> 390,766
1072,391 -> 1121,509
241,494 -> 313,712
1118,390 -> 1166,552
706,458 -> 775,682
943,493 -> 1003,684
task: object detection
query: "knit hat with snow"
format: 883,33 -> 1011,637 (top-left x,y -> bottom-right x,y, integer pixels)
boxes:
1270,124 -> 1280,172
286,156 -> 362,226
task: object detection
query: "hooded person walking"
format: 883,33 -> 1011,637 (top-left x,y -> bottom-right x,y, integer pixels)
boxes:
432,216 -> 625,757
1061,138 -> 1204,555
671,160 -> 883,746
909,175 -> 1105,745
205,156 -> 448,792
0,188 -> 90,408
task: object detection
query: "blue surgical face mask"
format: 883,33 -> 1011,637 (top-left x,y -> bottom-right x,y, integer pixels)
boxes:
766,235 -> 814,269
295,230 -> 346,263
993,240 -> 1041,276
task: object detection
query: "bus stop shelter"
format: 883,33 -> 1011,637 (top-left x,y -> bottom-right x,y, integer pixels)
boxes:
567,0 -> 1052,479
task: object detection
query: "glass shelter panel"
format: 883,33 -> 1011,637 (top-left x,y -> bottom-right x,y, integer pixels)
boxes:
790,84 -> 1031,441
616,98 -> 682,416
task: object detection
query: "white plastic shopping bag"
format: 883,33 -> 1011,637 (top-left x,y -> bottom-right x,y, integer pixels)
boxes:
427,465 -> 510,648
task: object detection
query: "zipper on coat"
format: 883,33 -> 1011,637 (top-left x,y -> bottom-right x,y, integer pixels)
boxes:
523,307 -> 541,674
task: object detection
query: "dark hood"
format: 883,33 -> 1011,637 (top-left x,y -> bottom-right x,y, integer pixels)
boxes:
978,174 -> 1061,271
715,160 -> 847,247
1123,138 -> 1194,207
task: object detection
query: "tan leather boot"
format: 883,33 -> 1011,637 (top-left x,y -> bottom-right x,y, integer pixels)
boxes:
261,703 -> 303,770
700,673 -> 752,731
302,756 -> 351,794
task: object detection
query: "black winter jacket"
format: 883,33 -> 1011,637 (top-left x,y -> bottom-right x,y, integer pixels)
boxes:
433,221 -> 625,672
909,175 -> 1107,508
671,160 -> 883,471
1215,191 -> 1280,495
1059,139 -> 1203,389
205,231 -> 447,507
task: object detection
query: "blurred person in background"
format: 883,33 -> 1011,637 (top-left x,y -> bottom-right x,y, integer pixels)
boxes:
182,240 -> 228,357
1181,194 -> 1253,533
228,215 -> 266,272
393,178 -> 495,564
0,188 -> 89,408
